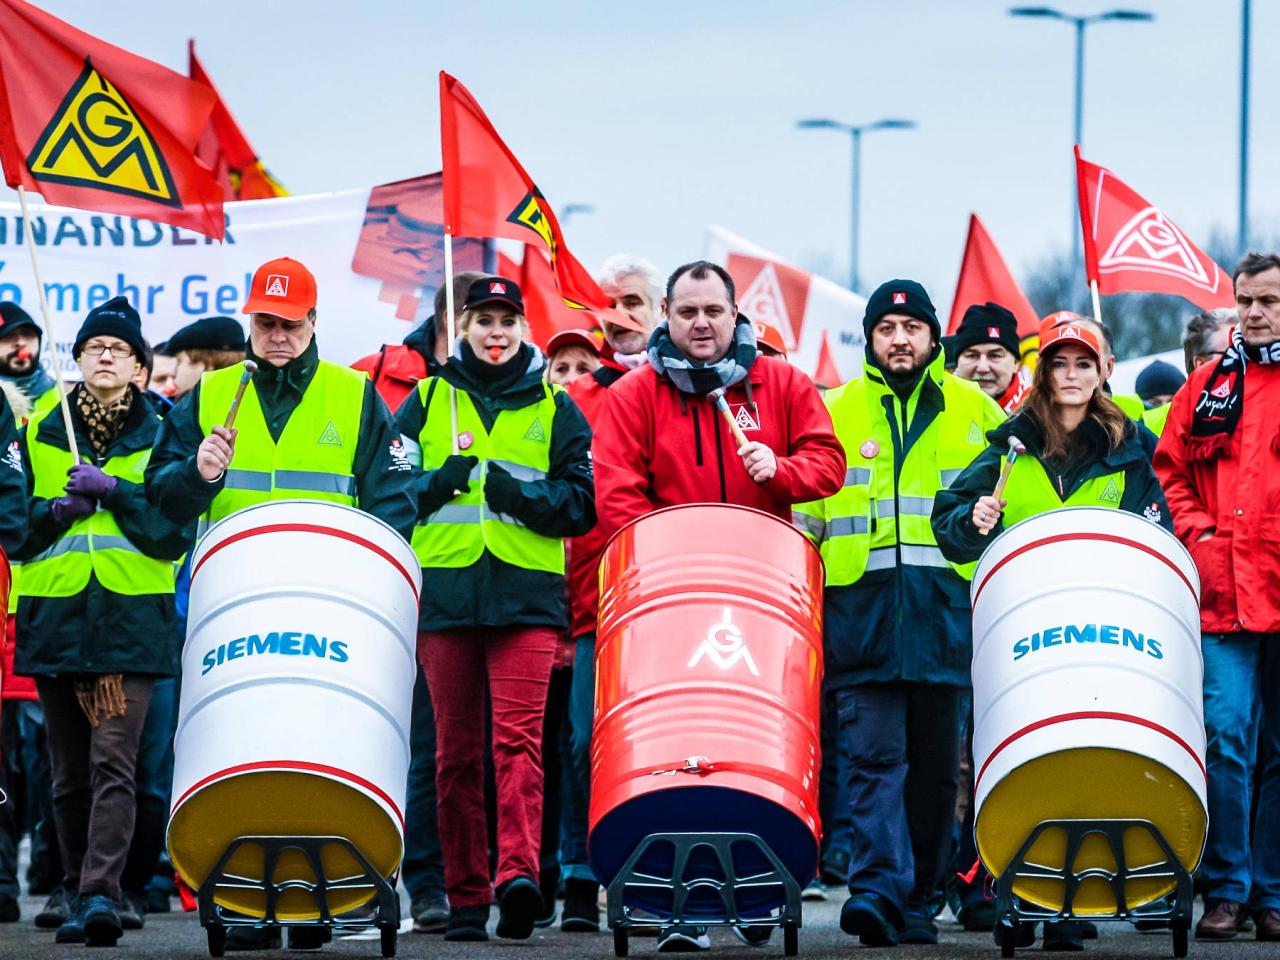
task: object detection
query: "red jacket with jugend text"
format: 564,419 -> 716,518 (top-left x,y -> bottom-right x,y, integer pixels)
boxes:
593,356 -> 846,544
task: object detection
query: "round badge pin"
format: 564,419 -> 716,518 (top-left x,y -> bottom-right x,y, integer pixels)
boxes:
458,431 -> 474,451
859,439 -> 880,459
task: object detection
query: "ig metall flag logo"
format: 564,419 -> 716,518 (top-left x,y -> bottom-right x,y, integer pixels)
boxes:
688,608 -> 759,676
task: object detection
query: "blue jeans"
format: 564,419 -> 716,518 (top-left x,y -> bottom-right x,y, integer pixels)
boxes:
1201,632 -> 1280,909
121,677 -> 177,895
563,632 -> 596,883
401,665 -> 445,903
837,682 -> 965,920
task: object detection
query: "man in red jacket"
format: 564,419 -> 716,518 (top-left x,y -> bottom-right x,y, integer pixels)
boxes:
592,260 -> 843,951
1154,252 -> 1280,943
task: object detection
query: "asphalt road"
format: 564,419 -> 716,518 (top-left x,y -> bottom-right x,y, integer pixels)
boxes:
1,886 -> 1275,960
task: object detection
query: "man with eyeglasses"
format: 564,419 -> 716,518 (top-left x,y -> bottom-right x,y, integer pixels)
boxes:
145,258 -> 417,950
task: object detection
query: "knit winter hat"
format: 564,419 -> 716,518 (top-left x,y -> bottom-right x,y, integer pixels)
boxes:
949,302 -> 1021,359
73,296 -> 146,361
863,279 -> 940,340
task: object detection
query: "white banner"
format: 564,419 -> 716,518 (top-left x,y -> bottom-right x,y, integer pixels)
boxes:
0,177 -> 490,377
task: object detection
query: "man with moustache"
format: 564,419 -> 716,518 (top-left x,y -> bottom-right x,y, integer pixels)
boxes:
793,280 -> 1004,948
948,302 -> 1030,414
0,303 -> 58,415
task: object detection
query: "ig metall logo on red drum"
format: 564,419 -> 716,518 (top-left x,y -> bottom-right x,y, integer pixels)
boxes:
688,609 -> 759,676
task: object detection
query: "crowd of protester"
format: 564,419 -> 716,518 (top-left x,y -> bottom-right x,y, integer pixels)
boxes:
0,248 -> 1275,952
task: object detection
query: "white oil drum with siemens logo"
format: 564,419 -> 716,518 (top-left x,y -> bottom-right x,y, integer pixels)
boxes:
588,504 -> 823,920
167,501 -> 420,920
971,507 -> 1206,915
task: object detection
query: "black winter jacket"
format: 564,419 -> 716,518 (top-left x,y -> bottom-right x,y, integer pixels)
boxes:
394,343 -> 595,631
15,388 -> 192,677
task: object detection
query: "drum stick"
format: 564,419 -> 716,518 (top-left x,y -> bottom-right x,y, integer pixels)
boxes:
980,436 -> 1026,537
707,387 -> 750,448
223,360 -> 258,431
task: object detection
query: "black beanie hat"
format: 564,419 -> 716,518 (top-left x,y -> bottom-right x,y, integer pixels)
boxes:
948,302 -> 1021,359
863,279 -> 940,339
0,301 -> 41,339
166,315 -> 246,355
1134,359 -> 1186,402
74,296 -> 146,361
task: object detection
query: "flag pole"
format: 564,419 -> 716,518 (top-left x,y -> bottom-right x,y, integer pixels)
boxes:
443,230 -> 460,456
16,187 -> 79,461
1089,278 -> 1104,328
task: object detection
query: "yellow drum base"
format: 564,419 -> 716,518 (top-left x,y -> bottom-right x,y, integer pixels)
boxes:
976,748 -> 1205,915
169,770 -> 402,920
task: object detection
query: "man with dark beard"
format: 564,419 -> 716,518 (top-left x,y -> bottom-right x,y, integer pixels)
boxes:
0,303 -> 58,416
793,280 -> 1003,948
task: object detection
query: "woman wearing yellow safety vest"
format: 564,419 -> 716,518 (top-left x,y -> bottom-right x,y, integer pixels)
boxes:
933,319 -> 1172,558
12,299 -> 192,948
393,276 -> 595,944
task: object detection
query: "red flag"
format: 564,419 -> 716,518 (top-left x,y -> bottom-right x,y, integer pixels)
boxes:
1075,146 -> 1233,310
947,214 -> 1040,337
0,0 -> 223,237
514,245 -> 597,349
439,71 -> 607,310
189,40 -> 285,201
813,330 -> 842,389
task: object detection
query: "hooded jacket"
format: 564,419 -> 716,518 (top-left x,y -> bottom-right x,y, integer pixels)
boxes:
394,343 -> 595,631
351,317 -> 437,412
593,353 -> 845,541
932,409 -> 1172,566
145,338 -> 418,542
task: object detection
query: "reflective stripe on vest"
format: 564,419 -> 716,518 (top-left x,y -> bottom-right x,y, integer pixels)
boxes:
796,362 -> 1000,586
197,361 -> 365,530
410,379 -> 564,574
22,408 -> 175,599
999,455 -> 1126,528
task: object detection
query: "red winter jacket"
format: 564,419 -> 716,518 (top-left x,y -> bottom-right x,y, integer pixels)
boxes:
1153,358 -> 1280,634
565,362 -> 629,638
351,344 -> 431,413
2,616 -> 36,701
594,356 -> 846,545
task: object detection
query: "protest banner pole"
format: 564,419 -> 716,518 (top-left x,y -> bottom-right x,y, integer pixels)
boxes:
1089,278 -> 1104,329
443,230 -> 460,455
17,186 -> 79,461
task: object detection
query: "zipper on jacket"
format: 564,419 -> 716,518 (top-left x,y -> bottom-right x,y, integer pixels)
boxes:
691,406 -> 704,467
713,412 -> 727,502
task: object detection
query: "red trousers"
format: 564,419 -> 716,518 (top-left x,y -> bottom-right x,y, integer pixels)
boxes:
417,626 -> 557,908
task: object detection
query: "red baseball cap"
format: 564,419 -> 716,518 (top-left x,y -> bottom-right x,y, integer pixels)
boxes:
753,319 -> 788,358
1039,320 -> 1101,361
242,257 -> 318,320
546,328 -> 601,357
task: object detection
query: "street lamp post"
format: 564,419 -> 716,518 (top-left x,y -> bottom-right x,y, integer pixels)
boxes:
1008,7 -> 1154,284
796,117 -> 915,294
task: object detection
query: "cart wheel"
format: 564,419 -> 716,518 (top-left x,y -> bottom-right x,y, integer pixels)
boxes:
999,920 -> 1019,959
379,925 -> 397,958
613,927 -> 629,957
783,922 -> 799,956
1171,918 -> 1188,958
206,924 -> 227,958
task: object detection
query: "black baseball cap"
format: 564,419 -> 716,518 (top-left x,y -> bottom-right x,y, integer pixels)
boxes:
463,276 -> 524,314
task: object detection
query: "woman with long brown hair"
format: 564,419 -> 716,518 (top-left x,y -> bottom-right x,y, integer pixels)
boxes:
933,319 -> 1172,560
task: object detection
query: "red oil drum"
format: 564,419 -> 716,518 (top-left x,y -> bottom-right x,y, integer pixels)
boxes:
588,504 -> 823,917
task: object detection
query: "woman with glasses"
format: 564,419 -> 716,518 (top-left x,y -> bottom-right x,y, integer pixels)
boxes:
13,298 -> 192,947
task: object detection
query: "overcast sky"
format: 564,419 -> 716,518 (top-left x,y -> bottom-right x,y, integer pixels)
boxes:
12,0 -> 1273,310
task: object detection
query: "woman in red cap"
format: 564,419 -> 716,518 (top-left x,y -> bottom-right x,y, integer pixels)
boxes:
394,276 -> 595,943
933,320 -> 1170,557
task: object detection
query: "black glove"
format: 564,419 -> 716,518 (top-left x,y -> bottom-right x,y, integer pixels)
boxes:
483,463 -> 522,516
426,455 -> 478,503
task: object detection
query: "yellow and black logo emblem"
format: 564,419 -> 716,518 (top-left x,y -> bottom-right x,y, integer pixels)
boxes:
26,57 -> 179,207
506,189 -> 555,254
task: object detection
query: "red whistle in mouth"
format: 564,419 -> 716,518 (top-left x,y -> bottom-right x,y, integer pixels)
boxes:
15,349 -> 30,360
489,346 -> 502,361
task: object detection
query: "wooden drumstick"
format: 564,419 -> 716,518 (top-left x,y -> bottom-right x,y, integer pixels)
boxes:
223,360 -> 258,430
707,386 -> 750,448
980,436 -> 1026,536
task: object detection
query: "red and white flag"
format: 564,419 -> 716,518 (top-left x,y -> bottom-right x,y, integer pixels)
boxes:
948,213 -> 1039,338
706,225 -> 866,385
1075,146 -> 1233,310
